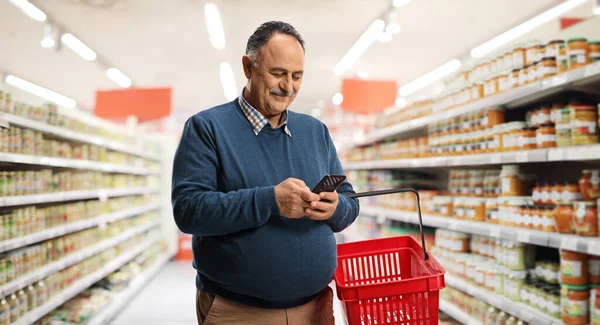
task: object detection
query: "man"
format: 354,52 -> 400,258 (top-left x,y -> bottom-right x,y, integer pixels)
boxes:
171,21 -> 360,325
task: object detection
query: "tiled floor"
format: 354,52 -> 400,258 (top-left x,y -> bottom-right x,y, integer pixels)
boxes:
112,261 -> 347,325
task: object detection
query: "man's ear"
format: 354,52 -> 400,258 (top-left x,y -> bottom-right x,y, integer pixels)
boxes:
242,55 -> 252,79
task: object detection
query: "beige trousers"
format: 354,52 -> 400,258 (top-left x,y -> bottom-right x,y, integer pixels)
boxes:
196,288 -> 335,325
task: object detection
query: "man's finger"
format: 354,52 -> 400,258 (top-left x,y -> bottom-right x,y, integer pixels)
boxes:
304,208 -> 329,220
319,191 -> 338,202
290,178 -> 307,187
309,200 -> 333,212
299,189 -> 320,202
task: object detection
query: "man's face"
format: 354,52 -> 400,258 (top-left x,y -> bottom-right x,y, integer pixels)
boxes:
245,33 -> 304,117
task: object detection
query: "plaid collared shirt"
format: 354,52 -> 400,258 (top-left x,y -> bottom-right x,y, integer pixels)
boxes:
238,91 -> 291,137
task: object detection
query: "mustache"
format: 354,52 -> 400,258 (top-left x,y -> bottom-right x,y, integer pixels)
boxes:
270,88 -> 295,97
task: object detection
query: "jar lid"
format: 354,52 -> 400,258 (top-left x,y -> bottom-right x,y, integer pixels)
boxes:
559,43 -> 565,48
521,126 -> 537,131
572,105 -> 596,111
548,39 -> 564,45
561,284 -> 590,290
539,123 -> 555,128
567,37 -> 588,43
541,56 -> 556,62
512,68 -> 521,73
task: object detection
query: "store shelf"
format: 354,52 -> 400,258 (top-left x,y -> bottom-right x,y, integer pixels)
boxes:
0,203 -> 160,253
344,144 -> 600,170
0,221 -> 159,297
356,62 -> 600,146
439,299 -> 482,325
87,252 -> 173,325
360,206 -> 600,255
0,187 -> 156,208
0,152 -> 154,175
0,112 -> 161,162
13,236 -> 163,325
445,275 -> 560,325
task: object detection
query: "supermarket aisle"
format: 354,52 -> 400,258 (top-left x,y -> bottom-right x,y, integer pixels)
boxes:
112,260 -> 197,325
113,260 -> 348,325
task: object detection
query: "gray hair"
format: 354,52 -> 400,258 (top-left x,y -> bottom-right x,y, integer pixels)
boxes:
246,21 -> 305,65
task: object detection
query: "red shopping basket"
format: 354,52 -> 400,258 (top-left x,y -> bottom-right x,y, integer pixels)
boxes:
335,189 -> 446,325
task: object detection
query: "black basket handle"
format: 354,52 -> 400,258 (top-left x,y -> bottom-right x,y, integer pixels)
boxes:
346,188 -> 428,260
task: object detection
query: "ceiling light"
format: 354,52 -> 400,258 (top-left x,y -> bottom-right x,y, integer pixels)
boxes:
398,59 -> 461,97
332,92 -> 344,105
393,0 -> 411,8
395,97 -> 407,107
40,38 -> 55,48
334,19 -> 385,76
377,31 -> 392,43
5,75 -> 76,108
385,22 -> 401,34
41,23 -> 57,49
106,68 -> 132,88
594,0 -> 600,15
220,62 -> 238,101
471,0 -> 588,58
204,3 -> 226,50
357,70 -> 369,78
8,0 -> 46,22
61,33 -> 97,61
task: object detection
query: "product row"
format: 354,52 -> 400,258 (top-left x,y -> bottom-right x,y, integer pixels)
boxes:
378,37 -> 600,129
0,90 -> 160,156
0,170 -> 156,197
0,229 -> 157,325
0,126 -> 157,169
0,195 -> 155,241
0,213 -> 155,287
432,229 -> 600,324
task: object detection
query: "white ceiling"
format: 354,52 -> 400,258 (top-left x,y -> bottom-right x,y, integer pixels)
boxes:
0,0 -> 575,117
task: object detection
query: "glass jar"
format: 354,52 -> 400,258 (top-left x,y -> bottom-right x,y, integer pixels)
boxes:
519,64 -> 530,86
561,250 -> 589,286
572,201 -> 598,236
546,39 -> 565,60
558,44 -> 569,74
571,105 -> 599,146
433,196 -> 453,217
529,61 -> 539,83
510,69 -> 520,89
590,257 -> 600,285
554,204 -> 574,234
499,72 -> 510,93
501,165 -> 529,196
561,183 -> 582,205
561,285 -> 590,325
568,38 -> 589,70
557,107 -> 573,147
503,122 -> 527,151
579,170 -> 600,201
536,123 -> 557,148
539,57 -> 557,79
518,127 -> 537,150
590,41 -> 600,63
486,198 -> 499,223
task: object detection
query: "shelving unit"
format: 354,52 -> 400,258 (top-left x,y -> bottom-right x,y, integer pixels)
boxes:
445,275 -> 560,325
359,206 -> 600,255
439,299 -> 482,325
345,144 -> 600,170
0,203 -> 160,253
0,112 -> 161,161
12,236 -> 167,325
0,152 -> 156,175
0,187 -> 156,208
0,221 -> 159,297
355,62 -> 600,146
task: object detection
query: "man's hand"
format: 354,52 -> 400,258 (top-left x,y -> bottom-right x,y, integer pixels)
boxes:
274,178 -> 321,219
305,191 -> 338,221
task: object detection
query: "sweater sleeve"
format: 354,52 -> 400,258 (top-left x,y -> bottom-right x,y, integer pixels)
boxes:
171,116 -> 277,236
323,128 -> 360,233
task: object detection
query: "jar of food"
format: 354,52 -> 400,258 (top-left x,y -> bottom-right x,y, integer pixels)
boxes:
559,44 -> 569,74
580,170 -> 600,201
547,39 -> 564,60
519,65 -> 530,86
505,316 -> 519,325
568,38 -> 589,70
506,270 -> 528,300
532,183 -> 543,204
536,123 -> 557,148
590,257 -> 600,285
554,204 -> 574,234
561,183 -> 582,205
486,307 -> 500,324
433,196 -> 453,217
571,105 -> 599,146
590,41 -> 600,63
592,286 -> 600,325
542,206 -> 557,232
499,72 -> 510,93
561,285 -> 590,325
572,201 -> 598,236
526,41 -> 540,65
536,105 -> 553,126
486,198 -> 499,223
501,165 -> 530,196
556,106 -> 573,147
8,294 -> 18,323
26,285 -> 37,310
0,297 -> 8,325
510,69 -> 520,89
539,57 -> 557,79
518,127 -> 537,150
17,290 -> 27,316
548,288 -> 562,319
531,206 -> 543,230
529,62 -> 539,83
561,250 -> 589,286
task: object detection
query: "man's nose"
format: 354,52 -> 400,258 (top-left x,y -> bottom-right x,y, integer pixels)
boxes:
280,76 -> 293,93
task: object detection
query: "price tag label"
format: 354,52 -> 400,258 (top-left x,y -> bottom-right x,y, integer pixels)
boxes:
490,228 -> 501,238
587,241 -> 600,254
561,237 -> 578,251
491,154 -> 502,164
584,62 -> 600,77
548,148 -> 567,161
448,222 -> 458,231
516,151 -> 528,163
517,231 -> 530,243
98,220 -> 108,230
519,311 -> 534,322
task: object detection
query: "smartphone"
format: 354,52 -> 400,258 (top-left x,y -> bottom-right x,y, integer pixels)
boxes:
312,174 -> 347,194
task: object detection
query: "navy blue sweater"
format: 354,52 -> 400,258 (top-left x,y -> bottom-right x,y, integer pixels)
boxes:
171,99 -> 360,308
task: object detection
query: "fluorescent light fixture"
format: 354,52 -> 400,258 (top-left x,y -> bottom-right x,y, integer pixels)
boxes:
377,31 -> 392,43
471,0 -> 588,58
5,75 -> 76,108
393,0 -> 411,8
334,19 -> 385,76
220,62 -> 238,101
398,59 -> 461,97
357,70 -> 369,78
106,68 -> 132,88
61,33 -> 97,61
332,92 -> 344,105
594,0 -> 600,15
9,0 -> 46,22
395,97 -> 407,107
40,38 -> 55,48
385,22 -> 401,34
204,3 -> 226,49
41,23 -> 56,48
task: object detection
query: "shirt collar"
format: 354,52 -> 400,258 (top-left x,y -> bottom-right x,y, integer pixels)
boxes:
238,89 -> 292,137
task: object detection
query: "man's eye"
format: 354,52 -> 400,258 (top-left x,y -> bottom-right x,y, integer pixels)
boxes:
272,73 -> 283,77
292,76 -> 300,81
